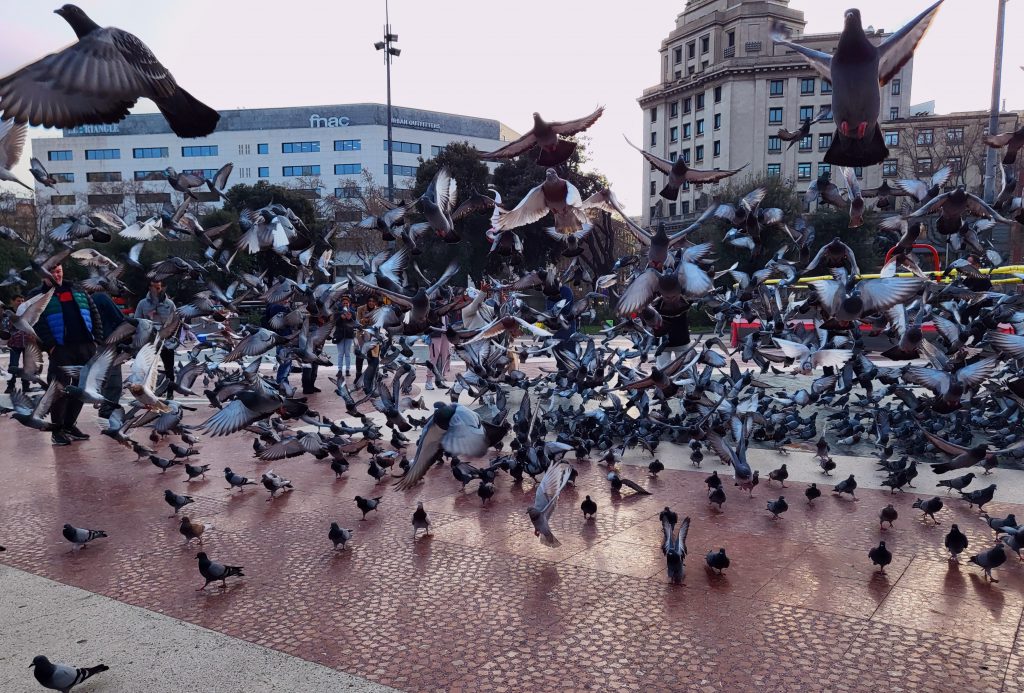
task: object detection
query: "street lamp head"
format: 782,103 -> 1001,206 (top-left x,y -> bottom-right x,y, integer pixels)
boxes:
385,32 -> 398,42
374,41 -> 386,50
388,47 -> 401,57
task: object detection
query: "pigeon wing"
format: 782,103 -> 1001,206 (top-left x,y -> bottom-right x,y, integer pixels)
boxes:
877,0 -> 944,85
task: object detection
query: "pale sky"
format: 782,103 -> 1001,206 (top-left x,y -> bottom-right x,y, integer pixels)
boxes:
1,0 -> 1021,214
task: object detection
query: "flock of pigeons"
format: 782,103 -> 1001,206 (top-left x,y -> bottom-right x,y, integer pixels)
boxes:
2,1 -> 1024,690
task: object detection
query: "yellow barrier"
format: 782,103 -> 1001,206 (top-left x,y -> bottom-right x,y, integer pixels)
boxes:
764,265 -> 1024,287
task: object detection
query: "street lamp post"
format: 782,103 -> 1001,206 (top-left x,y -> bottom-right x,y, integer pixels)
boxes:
374,0 -> 400,204
983,0 -> 1009,203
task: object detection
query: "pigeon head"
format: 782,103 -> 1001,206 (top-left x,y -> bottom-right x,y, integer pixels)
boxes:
195,552 -> 207,560
844,9 -> 862,28
30,655 -> 49,668
55,4 -> 100,38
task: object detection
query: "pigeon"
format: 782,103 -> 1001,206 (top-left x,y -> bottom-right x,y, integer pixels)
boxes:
767,463 -> 789,487
0,120 -> 33,191
178,516 -> 213,546
969,544 -> 1006,582
580,495 -> 597,519
960,484 -> 996,511
412,502 -> 430,537
623,134 -> 746,199
30,655 -> 109,693
164,489 -> 194,516
766,496 -> 788,519
662,513 -> 690,584
832,474 -> 858,500
984,513 -> 1017,536
705,470 -> 721,490
328,522 -> 352,550
61,524 -> 107,550
148,454 -> 181,473
805,483 -> 822,505
910,497 -> 942,523
879,504 -> 898,529
184,463 -> 210,481
771,1 -> 944,166
196,551 -> 244,589
477,107 -> 604,166
608,471 -> 651,496
708,486 -> 726,510
0,4 -> 220,137
261,471 -> 293,500
648,458 -> 665,477
944,525 -> 969,561
868,541 -> 893,573
477,481 -> 495,505
527,462 -> 573,546
494,168 -> 589,235
355,495 -> 382,520
936,472 -> 975,495
705,548 -> 730,574
223,467 -> 256,491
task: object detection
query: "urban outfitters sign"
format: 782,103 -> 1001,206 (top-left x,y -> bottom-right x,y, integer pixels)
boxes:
309,114 -> 351,128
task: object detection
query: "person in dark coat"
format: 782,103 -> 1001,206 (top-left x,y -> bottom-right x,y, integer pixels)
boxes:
333,297 -> 356,378
4,295 -> 30,394
263,299 -> 292,384
32,264 -> 104,446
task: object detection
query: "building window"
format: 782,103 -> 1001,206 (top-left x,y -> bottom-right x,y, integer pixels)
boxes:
183,168 -> 218,179
51,172 -> 74,183
650,131 -> 657,147
670,102 -> 679,118
136,192 -> 171,204
769,79 -> 785,96
334,139 -> 361,151
384,164 -> 417,177
819,133 -> 833,150
891,79 -> 901,96
916,157 -> 932,175
713,140 -> 721,156
668,202 -> 677,217
181,145 -> 217,157
48,150 -> 72,161
650,107 -> 658,123
818,163 -> 831,177
258,167 -> 269,178
669,151 -> 677,162
682,180 -> 690,191
86,171 -> 121,182
683,122 -> 692,138
133,147 -> 168,159
768,108 -> 783,125
882,159 -> 898,176
727,31 -> 735,48
257,143 -> 268,155
687,41 -> 695,59
821,79 -> 832,94
695,145 -> 704,161
797,162 -> 811,180
916,129 -> 934,146
696,119 -> 705,136
713,113 -> 722,130
696,94 -> 705,111
713,86 -> 722,103
949,156 -> 962,175
133,170 -> 163,181
85,148 -> 119,160
334,187 -> 362,198
767,136 -> 782,153
282,141 -> 320,154
384,140 -> 422,154
946,127 -> 964,144
88,193 -> 123,205
798,135 -> 812,152
821,106 -> 833,122
682,149 -> 691,164
334,163 -> 361,175
683,97 -> 692,114
670,126 -> 679,143
238,144 -> 250,155
884,131 -> 900,147
767,163 -> 781,177
853,167 -> 863,178
890,107 -> 900,120
700,35 -> 710,54
649,180 -> 657,196
282,165 -> 320,176
799,105 -> 814,122
800,78 -> 815,95
51,195 -> 76,205
673,47 -> 682,64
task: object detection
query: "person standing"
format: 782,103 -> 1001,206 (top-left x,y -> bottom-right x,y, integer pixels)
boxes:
354,297 -> 377,383
263,299 -> 292,385
333,298 -> 356,378
32,264 -> 104,446
5,295 -> 30,394
134,280 -> 177,399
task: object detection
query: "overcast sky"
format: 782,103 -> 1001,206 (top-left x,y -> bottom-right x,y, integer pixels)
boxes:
1,0 -> 1021,213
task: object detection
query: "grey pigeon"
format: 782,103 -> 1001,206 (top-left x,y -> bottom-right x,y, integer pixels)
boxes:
196,551 -> 244,589
61,523 -> 107,550
708,486 -> 726,510
355,495 -> 382,520
912,497 -> 943,523
936,472 -> 975,495
328,522 -> 352,550
984,513 -> 1017,536
766,496 -> 788,519
832,474 -> 858,499
223,467 -> 255,490
960,484 -> 996,511
805,483 -> 821,504
969,544 -> 1007,582
30,655 -> 108,693
477,107 -> 604,166
164,489 -> 194,516
0,4 -> 219,137
184,463 -> 210,481
879,504 -> 898,529
412,501 -> 430,537
705,548 -> 730,574
767,463 -> 788,487
662,514 -> 690,584
944,524 -> 969,561
868,541 -> 893,573
771,1 -> 944,166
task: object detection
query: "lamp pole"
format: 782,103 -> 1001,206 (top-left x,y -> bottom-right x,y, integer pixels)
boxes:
983,0 -> 1008,203
375,0 -> 400,203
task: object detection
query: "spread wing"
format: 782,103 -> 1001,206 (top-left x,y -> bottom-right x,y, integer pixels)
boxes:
623,134 -> 673,175
441,405 -> 489,457
877,0 -> 944,85
770,28 -> 832,80
493,184 -> 549,231
532,461 -> 573,513
477,132 -> 538,160
548,106 -> 604,135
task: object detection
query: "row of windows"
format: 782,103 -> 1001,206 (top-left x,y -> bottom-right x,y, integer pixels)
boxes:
770,78 -> 835,97
85,148 -> 120,160
181,145 -> 218,157
133,147 -> 168,159
385,164 -> 418,177
52,191 -> 178,206
384,140 -> 421,154
764,164 -> 864,178
671,33 -> 716,64
335,139 -> 361,151
767,133 -> 833,153
656,87 -> 723,123
282,165 -> 320,177
282,141 -> 320,153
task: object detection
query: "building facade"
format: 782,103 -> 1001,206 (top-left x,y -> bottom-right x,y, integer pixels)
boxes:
29,103 -> 518,216
638,0 -> 914,227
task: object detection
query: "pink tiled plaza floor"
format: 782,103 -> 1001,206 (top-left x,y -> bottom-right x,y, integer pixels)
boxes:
2,377 -> 1022,692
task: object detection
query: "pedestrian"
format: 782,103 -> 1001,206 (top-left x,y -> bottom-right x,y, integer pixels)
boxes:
333,297 -> 356,378
263,298 -> 292,385
354,296 -> 378,383
301,313 -> 327,395
134,279 -> 177,399
31,264 -> 104,446
4,295 -> 30,394
656,301 -> 691,368
88,289 -> 126,418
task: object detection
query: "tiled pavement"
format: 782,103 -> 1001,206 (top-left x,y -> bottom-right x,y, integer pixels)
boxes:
1,372 -> 1023,691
